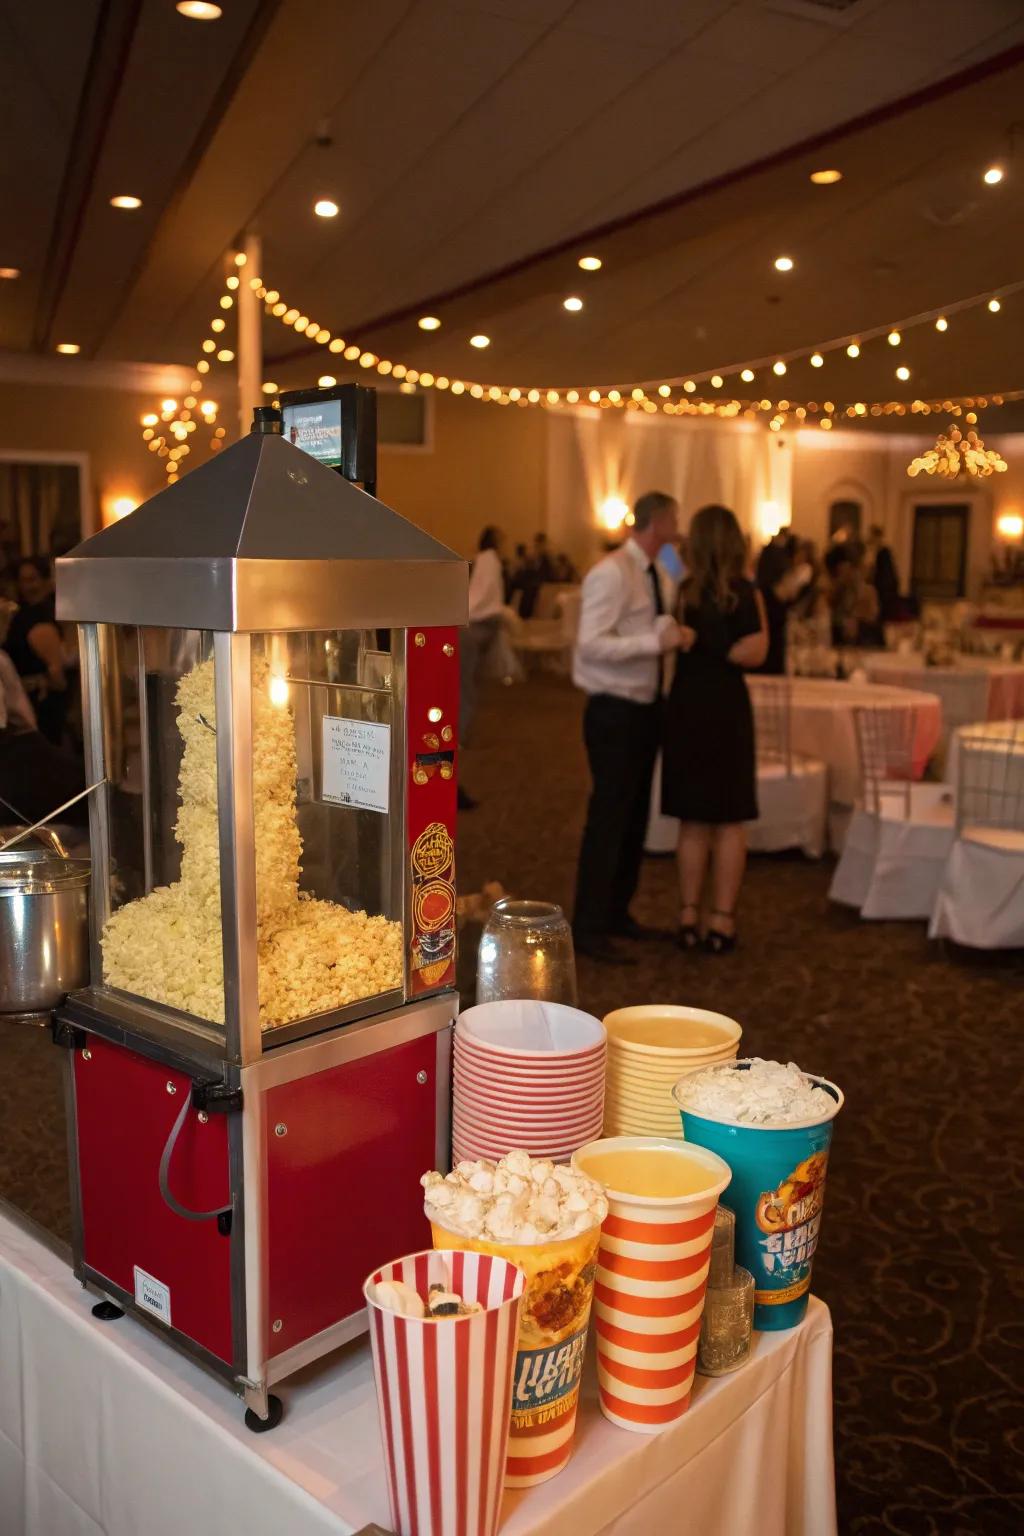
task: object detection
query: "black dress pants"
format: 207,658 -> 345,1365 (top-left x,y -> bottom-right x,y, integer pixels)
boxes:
573,693 -> 661,942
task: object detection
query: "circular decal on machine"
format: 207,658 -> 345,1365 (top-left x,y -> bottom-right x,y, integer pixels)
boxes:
414,878 -> 456,932
411,821 -> 454,880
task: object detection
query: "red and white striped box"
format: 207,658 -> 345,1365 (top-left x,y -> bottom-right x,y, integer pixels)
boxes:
573,1137 -> 732,1433
364,1249 -> 525,1536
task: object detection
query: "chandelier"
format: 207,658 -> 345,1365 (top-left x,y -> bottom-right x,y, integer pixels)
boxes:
907,423 -> 1008,478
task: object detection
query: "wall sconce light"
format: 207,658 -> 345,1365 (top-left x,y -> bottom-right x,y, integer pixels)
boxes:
597,495 -> 630,532
996,511 -> 1024,542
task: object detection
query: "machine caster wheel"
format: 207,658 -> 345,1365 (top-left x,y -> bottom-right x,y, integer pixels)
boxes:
244,1395 -> 284,1433
91,1300 -> 125,1321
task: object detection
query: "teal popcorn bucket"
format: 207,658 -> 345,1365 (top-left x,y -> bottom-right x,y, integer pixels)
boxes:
673,1063 -> 843,1331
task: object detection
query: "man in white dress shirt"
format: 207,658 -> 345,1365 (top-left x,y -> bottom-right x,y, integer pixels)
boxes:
571,491 -> 687,963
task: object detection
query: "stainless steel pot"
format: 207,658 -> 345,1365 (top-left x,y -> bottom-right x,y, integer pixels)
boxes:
0,847 -> 90,1013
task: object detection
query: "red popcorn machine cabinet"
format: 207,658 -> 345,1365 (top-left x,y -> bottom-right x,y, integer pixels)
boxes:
53,393 -> 465,1428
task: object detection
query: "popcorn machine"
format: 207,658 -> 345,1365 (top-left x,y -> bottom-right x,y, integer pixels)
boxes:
54,400 -> 466,1427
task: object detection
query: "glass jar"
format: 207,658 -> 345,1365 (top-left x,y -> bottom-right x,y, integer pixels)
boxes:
476,898 -> 577,1006
697,1265 -> 755,1377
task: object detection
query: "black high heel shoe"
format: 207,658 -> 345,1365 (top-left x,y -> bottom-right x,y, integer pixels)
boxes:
677,904 -> 701,952
703,909 -> 737,954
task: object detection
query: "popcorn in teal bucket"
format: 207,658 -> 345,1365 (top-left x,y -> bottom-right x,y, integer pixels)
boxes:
673,1060 -> 843,1331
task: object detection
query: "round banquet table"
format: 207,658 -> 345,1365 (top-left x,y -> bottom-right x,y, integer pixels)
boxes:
863,653 -> 1024,740
747,676 -> 943,805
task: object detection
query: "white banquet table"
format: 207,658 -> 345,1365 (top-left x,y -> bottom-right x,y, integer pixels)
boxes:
747,676 -> 942,805
863,654 -> 1024,739
0,1208 -> 837,1536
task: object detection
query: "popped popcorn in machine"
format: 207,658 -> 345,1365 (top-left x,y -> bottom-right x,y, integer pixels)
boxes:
53,393 -> 466,1428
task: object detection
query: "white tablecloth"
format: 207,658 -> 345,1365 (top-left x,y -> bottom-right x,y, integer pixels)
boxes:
747,676 -> 942,804
864,654 -> 1024,738
0,1209 -> 837,1536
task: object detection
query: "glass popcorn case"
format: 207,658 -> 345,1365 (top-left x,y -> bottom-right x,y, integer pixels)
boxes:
53,405 -> 466,1426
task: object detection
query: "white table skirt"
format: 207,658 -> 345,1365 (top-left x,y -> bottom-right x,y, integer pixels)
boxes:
0,1209 -> 837,1536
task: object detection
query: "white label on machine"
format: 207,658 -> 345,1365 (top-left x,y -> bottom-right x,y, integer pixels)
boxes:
322,716 -> 390,814
133,1265 -> 172,1326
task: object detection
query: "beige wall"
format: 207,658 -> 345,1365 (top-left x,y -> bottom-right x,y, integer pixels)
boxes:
0,381 -> 167,535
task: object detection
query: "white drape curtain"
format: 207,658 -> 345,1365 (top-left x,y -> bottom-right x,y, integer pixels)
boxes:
545,409 -> 775,570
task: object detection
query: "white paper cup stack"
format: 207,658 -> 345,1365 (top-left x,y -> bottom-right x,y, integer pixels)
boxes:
603,1006 -> 741,1139
453,1000 -> 606,1163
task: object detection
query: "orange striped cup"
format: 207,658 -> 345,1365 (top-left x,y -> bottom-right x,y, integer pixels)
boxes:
572,1136 -> 732,1433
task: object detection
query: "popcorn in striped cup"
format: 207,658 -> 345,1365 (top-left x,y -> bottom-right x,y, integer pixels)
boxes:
572,1136 -> 732,1432
364,1249 -> 526,1536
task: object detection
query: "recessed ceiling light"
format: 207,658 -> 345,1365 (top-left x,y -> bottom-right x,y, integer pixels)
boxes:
563,296 -> 583,312
896,366 -> 910,381
318,375 -> 336,388
175,2 -> 222,18
418,316 -> 441,331
0,267 -> 20,279
983,166 -> 1004,185
109,195 -> 142,209
740,368 -> 755,382
710,374 -> 723,387
846,342 -> 860,358
314,199 -> 339,218
56,343 -> 80,354
774,255 -> 794,272
261,382 -> 278,394
578,255 -> 602,271
887,330 -> 901,346
810,352 -> 824,368
935,316 -> 948,332
988,297 -> 1001,313
469,334 -> 490,348
810,169 -> 842,185
772,361 -> 787,376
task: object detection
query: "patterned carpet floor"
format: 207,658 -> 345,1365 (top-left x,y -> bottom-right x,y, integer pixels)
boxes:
456,676 -> 1024,1536
2,674 -> 1021,1533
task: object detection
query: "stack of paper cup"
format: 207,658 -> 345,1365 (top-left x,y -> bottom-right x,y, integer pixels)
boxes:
453,1000 -> 606,1163
573,1136 -> 732,1432
603,1006 -> 741,1139
364,1248 -> 526,1536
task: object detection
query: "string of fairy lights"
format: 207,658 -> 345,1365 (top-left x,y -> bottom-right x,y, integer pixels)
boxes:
139,256 -> 1023,475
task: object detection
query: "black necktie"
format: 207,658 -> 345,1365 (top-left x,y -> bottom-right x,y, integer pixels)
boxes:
647,562 -> 666,696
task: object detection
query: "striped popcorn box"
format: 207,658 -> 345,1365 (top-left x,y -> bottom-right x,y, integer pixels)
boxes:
364,1249 -> 525,1536
573,1136 -> 732,1433
431,1222 -> 602,1488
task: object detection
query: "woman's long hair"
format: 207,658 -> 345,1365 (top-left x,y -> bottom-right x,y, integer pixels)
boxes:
685,504 -> 746,611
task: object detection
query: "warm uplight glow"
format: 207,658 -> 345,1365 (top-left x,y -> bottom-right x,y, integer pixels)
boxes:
110,195 -> 142,209
318,375 -> 336,388
176,1 -> 222,16
810,353 -> 824,367
110,497 -> 138,521
598,496 -> 630,532
846,342 -> 860,358
578,255 -> 602,271
888,330 -> 901,346
469,334 -> 490,348
810,168 -> 842,185
984,166 -> 1004,185
896,365 -> 910,381
269,675 -> 290,708
0,267 -> 20,279
774,255 -> 794,272
772,361 -> 787,376
418,315 -> 441,331
563,295 -> 584,312
314,199 -> 339,218
997,512 -> 1024,540
56,343 -> 80,354
740,368 -> 755,382
935,316 -> 948,332
988,298 -> 1001,313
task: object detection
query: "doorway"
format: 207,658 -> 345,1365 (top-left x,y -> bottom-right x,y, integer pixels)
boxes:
910,503 -> 969,602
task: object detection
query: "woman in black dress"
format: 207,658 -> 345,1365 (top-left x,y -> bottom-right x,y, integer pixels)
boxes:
662,505 -> 768,952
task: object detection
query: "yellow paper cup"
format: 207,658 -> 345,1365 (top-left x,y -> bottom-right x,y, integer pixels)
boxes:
430,1219 -> 601,1486
572,1136 -> 731,1434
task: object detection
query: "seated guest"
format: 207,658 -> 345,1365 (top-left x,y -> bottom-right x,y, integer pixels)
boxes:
0,650 -> 86,827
